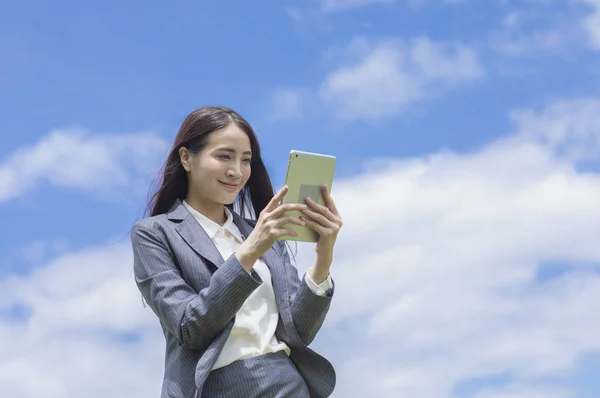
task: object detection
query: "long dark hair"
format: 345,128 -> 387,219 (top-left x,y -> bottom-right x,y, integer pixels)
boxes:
146,106 -> 275,219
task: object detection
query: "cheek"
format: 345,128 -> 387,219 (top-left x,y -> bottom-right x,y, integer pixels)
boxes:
243,166 -> 251,181
190,159 -> 218,183
197,158 -> 220,175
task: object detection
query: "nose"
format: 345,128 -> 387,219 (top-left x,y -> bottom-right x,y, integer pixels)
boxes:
226,164 -> 242,179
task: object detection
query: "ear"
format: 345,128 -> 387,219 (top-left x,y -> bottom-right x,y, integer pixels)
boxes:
179,147 -> 191,172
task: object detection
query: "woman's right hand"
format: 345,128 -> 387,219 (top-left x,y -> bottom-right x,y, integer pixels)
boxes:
235,185 -> 306,271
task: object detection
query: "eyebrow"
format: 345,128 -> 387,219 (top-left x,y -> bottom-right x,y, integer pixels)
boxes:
216,147 -> 252,156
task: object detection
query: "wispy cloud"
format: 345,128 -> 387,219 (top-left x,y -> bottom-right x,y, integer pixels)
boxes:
319,36 -> 485,120
267,88 -> 305,121
489,0 -> 600,56
491,22 -> 565,56
0,129 -> 167,203
19,240 -> 69,264
490,6 -> 571,56
580,0 -> 600,49
474,384 -> 572,398
319,0 -> 465,12
321,0 -> 395,12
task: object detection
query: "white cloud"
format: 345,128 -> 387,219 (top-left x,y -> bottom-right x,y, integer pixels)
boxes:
491,28 -> 565,56
509,97 -> 600,162
0,242 -> 164,397
313,97 -> 600,396
321,0 -> 395,12
0,129 -> 167,203
580,0 -> 600,49
19,240 -> 69,264
3,97 -> 600,397
320,0 -> 466,12
490,0 -> 600,55
319,37 -> 485,120
488,5 -> 571,56
474,384 -> 572,398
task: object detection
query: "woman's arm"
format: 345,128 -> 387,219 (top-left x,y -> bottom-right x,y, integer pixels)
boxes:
131,220 -> 262,351
278,241 -> 334,346
281,186 -> 343,346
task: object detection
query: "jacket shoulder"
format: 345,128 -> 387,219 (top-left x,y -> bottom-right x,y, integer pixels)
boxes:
131,214 -> 170,236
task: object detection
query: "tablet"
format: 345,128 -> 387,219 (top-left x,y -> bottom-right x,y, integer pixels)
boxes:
280,150 -> 337,242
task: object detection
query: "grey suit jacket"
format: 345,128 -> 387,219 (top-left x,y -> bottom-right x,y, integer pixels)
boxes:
131,199 -> 336,398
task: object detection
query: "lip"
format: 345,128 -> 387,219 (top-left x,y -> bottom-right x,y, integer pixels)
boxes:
219,181 -> 240,190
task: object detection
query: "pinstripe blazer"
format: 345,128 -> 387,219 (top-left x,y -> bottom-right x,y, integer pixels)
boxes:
131,199 -> 336,398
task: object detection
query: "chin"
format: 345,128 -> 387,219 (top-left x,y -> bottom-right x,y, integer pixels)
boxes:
216,194 -> 239,206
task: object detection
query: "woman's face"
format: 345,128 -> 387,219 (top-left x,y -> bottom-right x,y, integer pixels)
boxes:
180,123 -> 252,207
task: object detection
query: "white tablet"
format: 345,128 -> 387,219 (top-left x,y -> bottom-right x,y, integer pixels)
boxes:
280,150 -> 337,243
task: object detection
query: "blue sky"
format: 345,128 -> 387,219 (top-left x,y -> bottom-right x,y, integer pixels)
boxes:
2,0 -> 600,397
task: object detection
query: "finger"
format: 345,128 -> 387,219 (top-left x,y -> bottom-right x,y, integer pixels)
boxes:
321,185 -> 340,216
274,215 -> 305,228
301,209 -> 334,228
271,203 -> 307,218
305,197 -> 336,221
302,216 -> 328,236
264,186 -> 289,213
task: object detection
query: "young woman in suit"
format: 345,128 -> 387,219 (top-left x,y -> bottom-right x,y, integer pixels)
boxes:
131,106 -> 343,398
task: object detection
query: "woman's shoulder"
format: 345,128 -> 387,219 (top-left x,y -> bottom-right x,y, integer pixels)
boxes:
134,213 -> 169,227
130,213 -> 172,239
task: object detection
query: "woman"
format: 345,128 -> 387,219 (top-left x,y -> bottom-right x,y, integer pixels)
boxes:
131,106 -> 343,398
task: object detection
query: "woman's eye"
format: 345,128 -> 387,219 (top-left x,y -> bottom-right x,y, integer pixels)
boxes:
218,154 -> 230,160
242,158 -> 252,164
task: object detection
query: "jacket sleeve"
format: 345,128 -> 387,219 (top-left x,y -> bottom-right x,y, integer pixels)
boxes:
131,221 -> 262,351
277,241 -> 334,346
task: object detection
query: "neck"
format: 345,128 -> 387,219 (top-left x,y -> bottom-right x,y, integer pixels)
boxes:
185,195 -> 227,226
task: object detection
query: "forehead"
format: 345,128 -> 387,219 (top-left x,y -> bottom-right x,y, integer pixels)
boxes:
205,124 -> 251,151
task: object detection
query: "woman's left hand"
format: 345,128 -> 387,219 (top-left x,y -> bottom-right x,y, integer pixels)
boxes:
300,185 -> 343,275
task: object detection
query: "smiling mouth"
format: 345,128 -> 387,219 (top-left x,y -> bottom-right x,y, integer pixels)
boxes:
219,181 -> 240,189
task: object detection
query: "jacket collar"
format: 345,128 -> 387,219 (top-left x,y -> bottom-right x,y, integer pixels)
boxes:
168,199 -> 255,268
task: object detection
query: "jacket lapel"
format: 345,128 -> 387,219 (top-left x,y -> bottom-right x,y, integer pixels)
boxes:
261,248 -> 291,308
232,213 -> 291,316
169,199 -> 224,268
